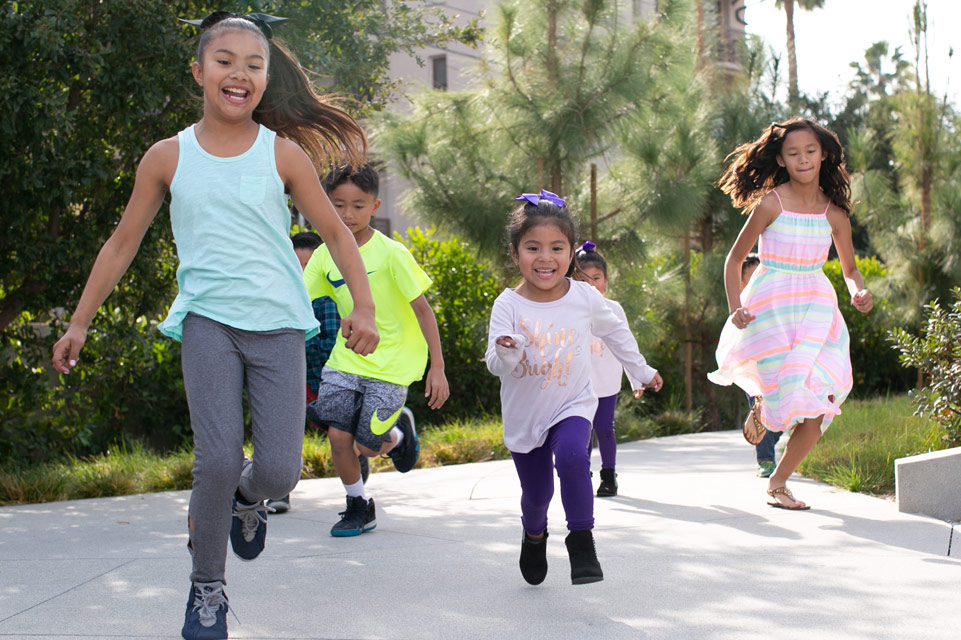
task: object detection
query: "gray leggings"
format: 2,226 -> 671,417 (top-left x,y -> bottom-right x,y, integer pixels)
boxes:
181,313 -> 306,584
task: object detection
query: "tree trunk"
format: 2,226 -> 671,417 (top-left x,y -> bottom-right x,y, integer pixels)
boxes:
785,0 -> 799,105
695,0 -> 705,70
683,232 -> 693,412
590,164 -> 598,241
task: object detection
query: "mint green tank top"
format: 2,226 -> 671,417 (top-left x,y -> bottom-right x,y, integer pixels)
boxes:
158,124 -> 318,341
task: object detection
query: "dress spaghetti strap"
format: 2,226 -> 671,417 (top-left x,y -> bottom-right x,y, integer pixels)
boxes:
772,189 -> 784,211
822,198 -> 831,215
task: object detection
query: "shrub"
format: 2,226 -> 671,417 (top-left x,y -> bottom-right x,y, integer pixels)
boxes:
400,227 -> 505,425
890,288 -> 961,447
823,256 -> 913,397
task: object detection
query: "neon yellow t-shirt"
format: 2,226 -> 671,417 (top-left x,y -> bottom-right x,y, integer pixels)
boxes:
303,230 -> 432,387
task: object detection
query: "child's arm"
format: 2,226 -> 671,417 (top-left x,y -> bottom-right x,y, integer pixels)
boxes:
51,139 -> 176,374
277,139 -> 378,355
485,298 -> 525,377
724,193 -> 779,329
590,289 -> 662,392
828,207 -> 873,314
410,294 -> 449,409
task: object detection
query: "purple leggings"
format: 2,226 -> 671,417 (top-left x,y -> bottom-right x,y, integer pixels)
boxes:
510,416 -> 594,534
589,394 -> 618,469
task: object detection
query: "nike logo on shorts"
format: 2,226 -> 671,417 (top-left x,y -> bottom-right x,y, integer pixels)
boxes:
370,406 -> 402,436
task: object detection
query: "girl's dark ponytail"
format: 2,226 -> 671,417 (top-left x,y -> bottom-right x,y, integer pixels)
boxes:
255,39 -> 368,171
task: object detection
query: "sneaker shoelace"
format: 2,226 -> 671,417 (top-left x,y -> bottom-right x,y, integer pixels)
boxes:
338,499 -> 367,520
233,501 -> 267,542
192,584 -> 232,628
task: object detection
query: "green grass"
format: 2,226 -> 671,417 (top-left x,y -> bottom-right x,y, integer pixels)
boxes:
0,395 -> 945,505
798,394 -> 950,495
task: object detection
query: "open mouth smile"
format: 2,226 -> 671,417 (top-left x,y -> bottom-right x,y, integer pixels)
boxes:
222,86 -> 250,104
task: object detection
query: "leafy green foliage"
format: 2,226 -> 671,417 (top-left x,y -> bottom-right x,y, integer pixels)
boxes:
400,227 -> 504,424
890,288 -> 961,446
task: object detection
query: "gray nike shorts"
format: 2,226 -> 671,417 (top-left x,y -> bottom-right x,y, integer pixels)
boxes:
311,367 -> 408,451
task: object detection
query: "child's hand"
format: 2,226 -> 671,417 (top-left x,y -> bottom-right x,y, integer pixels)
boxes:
644,372 -> 664,392
341,310 -> 379,356
51,326 -> 87,375
730,307 -> 755,329
632,388 -> 645,399
424,367 -> 450,410
852,289 -> 873,313
495,336 -> 519,349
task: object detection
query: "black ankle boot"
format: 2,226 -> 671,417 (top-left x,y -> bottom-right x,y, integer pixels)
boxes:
596,468 -> 618,497
565,530 -> 603,585
519,530 -> 548,585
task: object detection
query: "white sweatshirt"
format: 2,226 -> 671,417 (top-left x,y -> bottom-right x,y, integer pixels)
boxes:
486,279 -> 657,453
590,298 -> 643,397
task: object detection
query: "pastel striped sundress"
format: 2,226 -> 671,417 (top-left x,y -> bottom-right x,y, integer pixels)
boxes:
708,190 -> 852,432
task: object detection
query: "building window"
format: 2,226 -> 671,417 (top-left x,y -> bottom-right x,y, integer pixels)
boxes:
431,55 -> 448,90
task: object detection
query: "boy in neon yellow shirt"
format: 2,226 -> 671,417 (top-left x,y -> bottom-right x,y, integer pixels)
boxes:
303,164 -> 449,536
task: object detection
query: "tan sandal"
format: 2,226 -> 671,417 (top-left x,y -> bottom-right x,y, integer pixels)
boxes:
766,486 -> 810,510
742,397 -> 766,445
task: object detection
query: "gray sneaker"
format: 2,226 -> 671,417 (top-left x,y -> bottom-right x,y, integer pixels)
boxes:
266,494 -> 290,514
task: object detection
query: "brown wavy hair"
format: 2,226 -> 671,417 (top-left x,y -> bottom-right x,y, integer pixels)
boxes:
718,117 -> 851,214
197,18 -> 367,170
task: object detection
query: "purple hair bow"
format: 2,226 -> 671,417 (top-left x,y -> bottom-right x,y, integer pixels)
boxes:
515,189 -> 566,208
578,241 -> 596,253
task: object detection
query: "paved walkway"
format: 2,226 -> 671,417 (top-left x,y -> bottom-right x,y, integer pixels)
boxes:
1,431 -> 958,639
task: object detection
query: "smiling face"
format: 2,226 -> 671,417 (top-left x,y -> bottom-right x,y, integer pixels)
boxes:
580,265 -> 608,296
192,28 -> 269,121
328,181 -> 381,246
510,221 -> 575,302
777,127 -> 826,185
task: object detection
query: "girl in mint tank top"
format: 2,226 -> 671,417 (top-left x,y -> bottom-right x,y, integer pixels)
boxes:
709,118 -> 874,511
51,14 -> 379,639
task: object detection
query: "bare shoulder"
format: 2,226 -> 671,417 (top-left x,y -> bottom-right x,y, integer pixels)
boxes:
750,191 -> 781,227
138,135 -> 179,186
825,203 -> 851,231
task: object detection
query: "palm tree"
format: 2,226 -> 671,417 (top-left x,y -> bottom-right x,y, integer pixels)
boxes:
775,0 -> 825,105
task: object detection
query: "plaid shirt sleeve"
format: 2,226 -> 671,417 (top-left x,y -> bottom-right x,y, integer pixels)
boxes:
305,296 -> 341,394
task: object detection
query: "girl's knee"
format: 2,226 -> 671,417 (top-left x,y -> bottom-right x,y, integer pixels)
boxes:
554,446 -> 590,477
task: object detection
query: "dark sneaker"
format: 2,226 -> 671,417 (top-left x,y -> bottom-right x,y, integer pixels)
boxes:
266,494 -> 290,514
565,530 -> 604,585
359,454 -> 370,484
182,581 -> 228,640
596,468 -> 618,497
330,495 -> 376,537
230,491 -> 267,561
387,407 -> 419,473
519,530 -> 549,585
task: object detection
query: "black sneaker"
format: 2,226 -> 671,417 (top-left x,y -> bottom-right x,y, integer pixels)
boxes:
181,581 -> 228,640
330,495 -> 376,537
266,494 -> 290,514
596,468 -> 618,497
229,491 -> 267,560
359,454 -> 370,484
519,530 -> 549,585
565,530 -> 604,585
387,407 -> 419,473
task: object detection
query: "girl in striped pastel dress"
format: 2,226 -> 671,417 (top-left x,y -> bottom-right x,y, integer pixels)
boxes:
709,118 -> 873,510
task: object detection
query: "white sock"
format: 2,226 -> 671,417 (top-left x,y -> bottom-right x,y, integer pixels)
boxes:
389,426 -> 404,450
343,479 -> 366,501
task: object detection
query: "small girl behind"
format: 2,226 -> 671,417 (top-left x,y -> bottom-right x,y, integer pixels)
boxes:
51,13 -> 378,639
709,117 -> 873,510
576,242 -> 645,497
486,191 -> 663,586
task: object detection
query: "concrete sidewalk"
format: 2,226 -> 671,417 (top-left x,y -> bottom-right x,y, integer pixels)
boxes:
1,431 -> 958,640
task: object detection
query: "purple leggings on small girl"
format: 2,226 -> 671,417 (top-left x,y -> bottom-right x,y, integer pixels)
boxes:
588,394 -> 617,469
510,415 -> 594,534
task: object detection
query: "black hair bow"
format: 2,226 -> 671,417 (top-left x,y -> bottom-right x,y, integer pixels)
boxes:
179,11 -> 289,39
